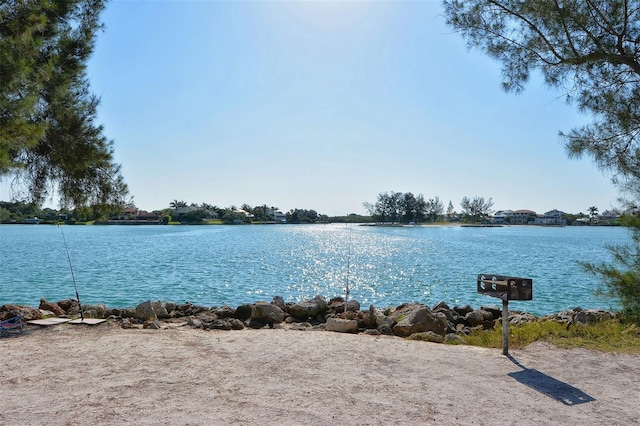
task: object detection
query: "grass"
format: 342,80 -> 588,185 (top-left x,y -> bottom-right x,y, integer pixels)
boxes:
461,319 -> 640,354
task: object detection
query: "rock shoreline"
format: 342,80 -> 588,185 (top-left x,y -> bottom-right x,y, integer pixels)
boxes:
1,295 -> 616,343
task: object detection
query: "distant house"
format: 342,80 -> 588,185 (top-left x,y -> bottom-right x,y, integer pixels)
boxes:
110,207 -> 163,224
492,210 -> 514,224
173,206 -> 197,216
267,208 -> 286,223
173,205 -> 219,220
512,210 -> 537,225
233,209 -> 254,219
534,209 -> 566,226
118,207 -> 139,220
598,210 -> 621,225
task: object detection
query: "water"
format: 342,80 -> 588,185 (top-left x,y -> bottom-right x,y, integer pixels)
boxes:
0,224 -> 631,315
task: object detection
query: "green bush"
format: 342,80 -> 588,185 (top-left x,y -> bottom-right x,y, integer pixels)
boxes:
582,215 -> 640,324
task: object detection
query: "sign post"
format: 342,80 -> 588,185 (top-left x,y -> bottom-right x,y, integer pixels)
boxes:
477,274 -> 533,356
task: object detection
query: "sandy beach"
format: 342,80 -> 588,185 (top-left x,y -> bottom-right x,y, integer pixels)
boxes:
1,321 -> 639,425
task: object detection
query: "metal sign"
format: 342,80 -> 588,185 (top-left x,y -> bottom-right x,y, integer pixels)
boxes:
477,274 -> 533,301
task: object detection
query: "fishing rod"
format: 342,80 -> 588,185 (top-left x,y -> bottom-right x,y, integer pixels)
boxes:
345,223 -> 351,314
58,222 -> 84,321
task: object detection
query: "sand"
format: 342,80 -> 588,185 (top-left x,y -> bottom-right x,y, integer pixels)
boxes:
1,322 -> 639,425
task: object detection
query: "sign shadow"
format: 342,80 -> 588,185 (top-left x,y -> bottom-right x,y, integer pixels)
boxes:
507,355 -> 595,406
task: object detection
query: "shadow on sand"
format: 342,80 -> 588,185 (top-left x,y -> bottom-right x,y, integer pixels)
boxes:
507,355 -> 595,406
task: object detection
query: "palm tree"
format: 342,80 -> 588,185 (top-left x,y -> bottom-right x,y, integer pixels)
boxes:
170,200 -> 187,209
588,206 -> 599,224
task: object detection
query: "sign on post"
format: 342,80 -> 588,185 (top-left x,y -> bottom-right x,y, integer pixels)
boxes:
477,274 -> 533,355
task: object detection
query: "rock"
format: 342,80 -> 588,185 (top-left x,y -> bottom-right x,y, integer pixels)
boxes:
433,301 -> 450,311
573,309 -> 614,325
444,333 -> 465,344
39,298 -> 65,316
371,306 -> 395,329
164,301 -> 177,313
151,301 -> 169,319
120,307 -> 137,318
234,304 -> 253,321
465,309 -> 492,327
453,304 -> 474,316
509,312 -> 537,325
143,320 -> 161,329
363,328 -> 381,336
82,303 -> 108,319
408,331 -> 444,343
120,318 -> 137,329
135,300 -> 157,321
392,304 -> 447,337
377,323 -> 394,335
229,318 -> 245,330
328,297 -> 361,314
213,306 -> 235,319
204,319 -> 233,330
187,317 -> 202,328
172,302 -> 208,317
247,318 -> 270,329
0,305 -> 41,321
56,299 -> 79,313
481,305 -> 502,320
251,302 -> 285,325
290,322 -> 313,330
326,317 -> 359,333
271,296 -> 286,310
288,295 -> 328,319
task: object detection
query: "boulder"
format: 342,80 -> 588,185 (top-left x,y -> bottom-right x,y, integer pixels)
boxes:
325,317 -> 359,333
573,309 -> 614,325
271,296 -> 286,310
164,301 -> 177,313
444,333 -> 465,344
56,299 -> 79,314
39,298 -> 65,317
508,312 -> 537,325
371,306 -> 395,329
234,304 -> 253,321
213,306 -> 235,319
82,303 -> 108,319
481,305 -> 502,320
251,302 -> 285,325
203,319 -> 233,330
172,302 -> 208,317
120,307 -> 137,318
328,297 -> 361,314
465,309 -> 492,327
288,295 -> 327,319
392,304 -> 447,337
453,304 -> 474,316
377,323 -> 394,335
408,331 -> 444,343
151,301 -> 169,319
433,301 -> 450,311
135,300 -> 157,321
0,304 -> 41,321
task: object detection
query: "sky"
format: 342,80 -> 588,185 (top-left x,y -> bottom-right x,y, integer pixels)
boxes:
41,0 -> 624,215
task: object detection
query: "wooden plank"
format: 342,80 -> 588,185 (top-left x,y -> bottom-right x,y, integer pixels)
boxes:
27,318 -> 71,326
68,318 -> 107,325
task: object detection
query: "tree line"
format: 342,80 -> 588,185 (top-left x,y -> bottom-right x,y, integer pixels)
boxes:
167,200 -> 329,225
363,192 -> 495,224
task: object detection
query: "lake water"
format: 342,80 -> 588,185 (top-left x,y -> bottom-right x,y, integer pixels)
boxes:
0,224 -> 631,315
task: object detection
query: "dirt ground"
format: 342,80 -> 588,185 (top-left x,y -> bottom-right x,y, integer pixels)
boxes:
1,321 -> 639,425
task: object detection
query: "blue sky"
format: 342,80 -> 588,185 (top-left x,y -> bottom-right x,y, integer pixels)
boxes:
79,0 -> 619,216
